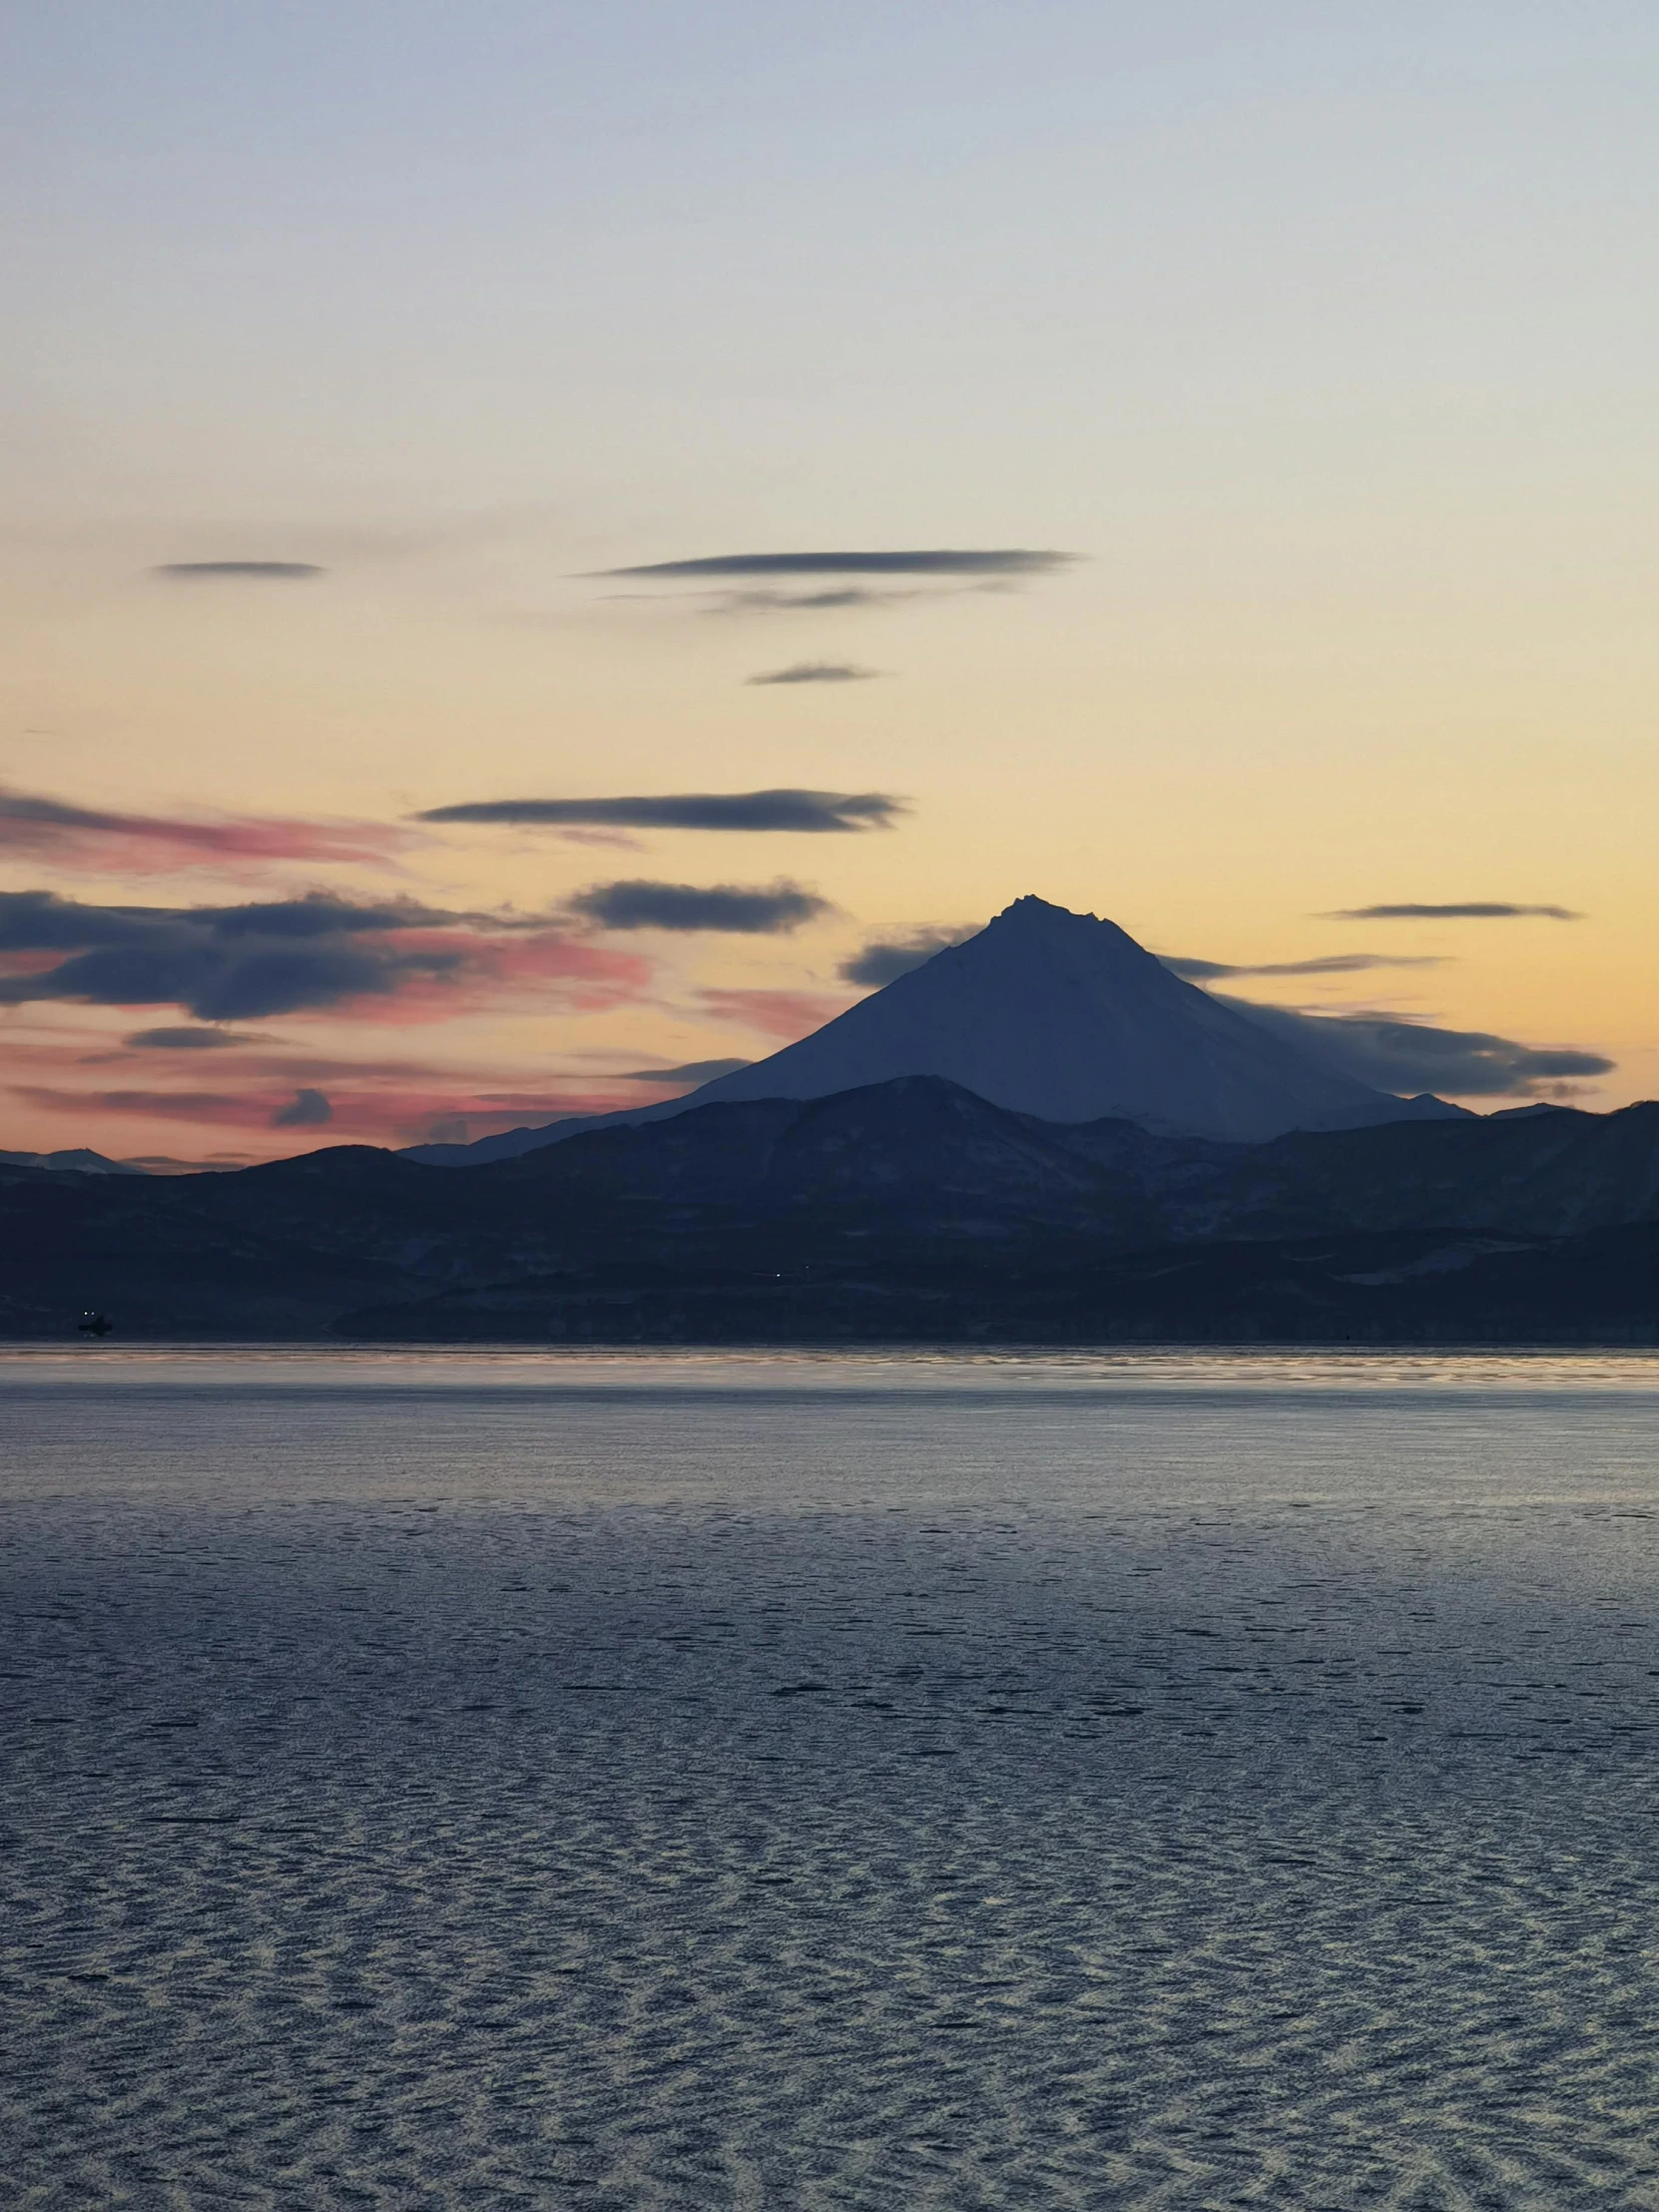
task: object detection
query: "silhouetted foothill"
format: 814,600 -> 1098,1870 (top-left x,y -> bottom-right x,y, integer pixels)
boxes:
0,1080 -> 1655,1343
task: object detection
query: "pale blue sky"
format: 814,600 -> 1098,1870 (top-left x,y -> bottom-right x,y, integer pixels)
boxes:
11,2 -> 1659,532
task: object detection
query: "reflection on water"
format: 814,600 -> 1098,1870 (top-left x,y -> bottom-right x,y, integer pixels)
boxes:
4,1351 -> 1659,2208
8,1342 -> 1659,1393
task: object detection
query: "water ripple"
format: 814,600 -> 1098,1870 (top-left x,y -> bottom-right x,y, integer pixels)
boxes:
3,1356 -> 1658,2207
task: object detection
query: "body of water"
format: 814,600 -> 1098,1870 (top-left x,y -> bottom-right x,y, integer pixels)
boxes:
4,1348 -> 1659,2207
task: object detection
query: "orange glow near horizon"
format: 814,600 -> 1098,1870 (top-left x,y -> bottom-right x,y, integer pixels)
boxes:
4,9 -> 1656,1160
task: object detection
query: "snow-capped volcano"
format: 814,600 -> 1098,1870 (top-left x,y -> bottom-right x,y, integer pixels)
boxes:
410,896 -> 1454,1164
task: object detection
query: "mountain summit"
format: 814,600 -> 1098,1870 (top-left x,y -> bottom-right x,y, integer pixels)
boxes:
411,896 -> 1457,1164
672,897 -> 1434,1140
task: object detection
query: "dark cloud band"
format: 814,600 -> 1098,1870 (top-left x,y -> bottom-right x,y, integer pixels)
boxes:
568,880 -> 829,934
0,891 -> 483,1021
0,888 -> 446,953
1330,902 -> 1582,921
1225,999 -> 1612,1097
125,1026 -> 258,1050
418,790 -> 901,833
597,549 -> 1072,579
839,926 -> 975,987
746,663 -> 879,686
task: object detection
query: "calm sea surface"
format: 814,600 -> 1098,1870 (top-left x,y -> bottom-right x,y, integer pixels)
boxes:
4,1348 -> 1659,2209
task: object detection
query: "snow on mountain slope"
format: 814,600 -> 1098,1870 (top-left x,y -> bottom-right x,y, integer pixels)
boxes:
409,897 -> 1457,1163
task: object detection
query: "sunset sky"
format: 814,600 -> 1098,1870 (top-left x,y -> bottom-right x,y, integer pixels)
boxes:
4,3 -> 1657,1162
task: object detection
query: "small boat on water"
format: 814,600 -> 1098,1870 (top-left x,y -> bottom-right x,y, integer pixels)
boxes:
77,1311 -> 114,1338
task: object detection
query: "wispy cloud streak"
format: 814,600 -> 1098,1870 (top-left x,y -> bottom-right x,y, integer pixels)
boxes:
595,549 -> 1072,579
614,1057 -> 754,1086
0,787 -> 410,873
419,790 -> 901,833
697,987 -> 852,1038
152,561 -> 323,580
1163,952 -> 1444,980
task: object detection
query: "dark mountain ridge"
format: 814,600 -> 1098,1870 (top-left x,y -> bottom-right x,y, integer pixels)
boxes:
2,1075 -> 1656,1341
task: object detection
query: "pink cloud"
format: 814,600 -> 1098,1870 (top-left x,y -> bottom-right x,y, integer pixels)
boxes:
556,827 -> 644,849
462,928 -> 652,995
0,949 -> 72,978
331,928 -> 654,1024
4,1020 -> 665,1156
0,939 -> 841,1159
0,787 -> 414,874
697,986 -> 851,1039
8,1074 -> 651,1152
